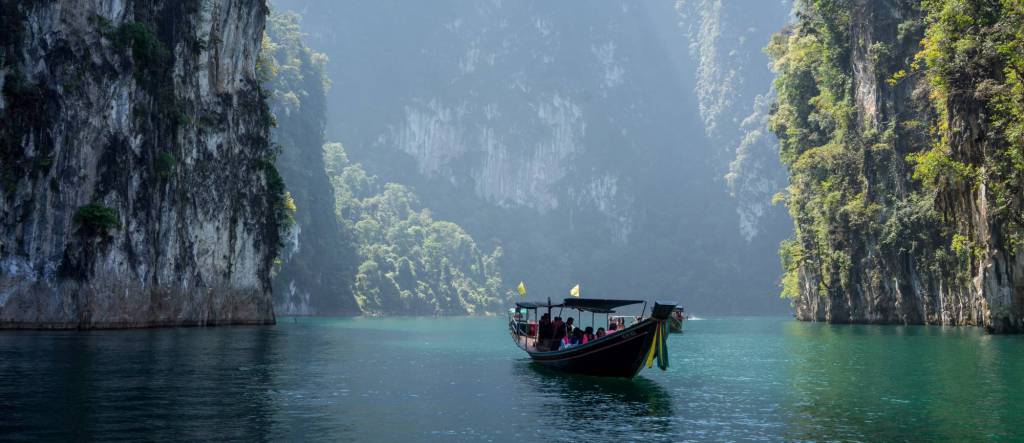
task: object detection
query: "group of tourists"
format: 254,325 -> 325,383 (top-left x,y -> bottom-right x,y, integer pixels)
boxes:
534,313 -> 622,351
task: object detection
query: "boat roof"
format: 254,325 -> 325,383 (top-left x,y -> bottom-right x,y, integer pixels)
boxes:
562,298 -> 645,313
515,298 -> 646,313
515,301 -> 565,309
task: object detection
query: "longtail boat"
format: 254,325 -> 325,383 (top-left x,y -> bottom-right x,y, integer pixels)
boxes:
669,306 -> 686,333
508,298 -> 674,378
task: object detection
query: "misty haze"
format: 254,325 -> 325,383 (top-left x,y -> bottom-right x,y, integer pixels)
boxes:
1,0 -> 1023,441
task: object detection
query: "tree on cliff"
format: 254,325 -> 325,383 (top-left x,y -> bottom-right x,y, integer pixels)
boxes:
262,11 -> 505,315
324,142 -> 504,315
769,0 -> 1024,331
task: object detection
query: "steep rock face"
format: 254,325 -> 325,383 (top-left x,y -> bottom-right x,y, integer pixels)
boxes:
775,0 -> 975,327
923,1 -> 1024,333
269,0 -> 795,315
262,12 -> 358,315
0,0 -> 279,328
676,0 -> 793,240
772,0 -> 1023,332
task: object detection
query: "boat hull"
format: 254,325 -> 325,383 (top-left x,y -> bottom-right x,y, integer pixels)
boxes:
525,318 -> 661,378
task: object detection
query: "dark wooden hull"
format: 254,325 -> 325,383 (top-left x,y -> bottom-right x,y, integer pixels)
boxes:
524,318 -> 661,378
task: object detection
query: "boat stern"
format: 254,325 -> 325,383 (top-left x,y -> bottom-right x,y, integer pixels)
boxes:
650,301 -> 678,320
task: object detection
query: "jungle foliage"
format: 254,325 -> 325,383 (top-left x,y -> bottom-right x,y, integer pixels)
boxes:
916,0 -> 1024,249
263,11 -> 504,315
324,142 -> 504,315
769,0 -> 1024,300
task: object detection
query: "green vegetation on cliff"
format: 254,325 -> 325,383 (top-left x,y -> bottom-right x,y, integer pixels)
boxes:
2,1 -> 279,327
74,203 -> 120,235
263,11 -> 504,315
915,0 -> 1024,249
324,143 -> 504,315
768,0 -> 947,306
769,0 -> 1023,330
262,11 -> 358,314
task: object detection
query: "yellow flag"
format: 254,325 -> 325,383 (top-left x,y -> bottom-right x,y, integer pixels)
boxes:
517,281 -> 527,297
570,284 -> 580,297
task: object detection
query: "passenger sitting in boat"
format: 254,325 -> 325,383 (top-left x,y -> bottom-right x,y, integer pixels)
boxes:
558,328 -> 582,350
569,328 -> 585,345
584,326 -> 595,343
538,313 -> 553,340
552,316 -> 565,343
537,313 -> 560,351
596,327 -> 606,338
607,323 -> 618,334
558,334 -> 573,350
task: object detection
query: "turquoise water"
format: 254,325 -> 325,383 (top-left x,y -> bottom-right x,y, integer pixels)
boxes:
1,316 -> 1022,441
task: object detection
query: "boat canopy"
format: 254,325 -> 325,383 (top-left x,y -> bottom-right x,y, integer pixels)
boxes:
515,301 -> 565,310
562,298 -> 645,313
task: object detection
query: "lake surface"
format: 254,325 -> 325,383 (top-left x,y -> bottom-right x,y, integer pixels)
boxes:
1,316 -> 1022,441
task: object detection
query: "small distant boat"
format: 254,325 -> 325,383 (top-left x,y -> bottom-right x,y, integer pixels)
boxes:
669,306 -> 686,333
508,298 -> 675,378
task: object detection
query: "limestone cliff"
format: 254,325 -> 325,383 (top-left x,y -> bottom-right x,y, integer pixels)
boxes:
0,0 -> 281,328
266,0 -> 796,315
676,0 -> 792,241
262,12 -> 358,315
772,0 -> 1023,332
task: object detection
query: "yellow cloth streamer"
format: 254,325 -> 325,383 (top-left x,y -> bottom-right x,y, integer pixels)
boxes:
646,325 -> 659,368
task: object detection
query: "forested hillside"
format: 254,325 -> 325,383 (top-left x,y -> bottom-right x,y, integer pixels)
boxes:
324,143 -> 504,315
771,0 -> 1023,332
268,0 -> 794,315
263,12 -> 503,315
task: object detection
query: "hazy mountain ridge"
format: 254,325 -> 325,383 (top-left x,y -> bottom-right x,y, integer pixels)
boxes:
676,0 -> 792,241
272,0 -> 795,315
262,12 -> 360,315
264,11 -> 504,315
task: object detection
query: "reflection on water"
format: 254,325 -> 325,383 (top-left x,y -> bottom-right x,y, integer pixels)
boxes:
0,327 -> 284,440
1,317 -> 1022,441
511,361 -> 674,440
780,321 -> 1024,441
